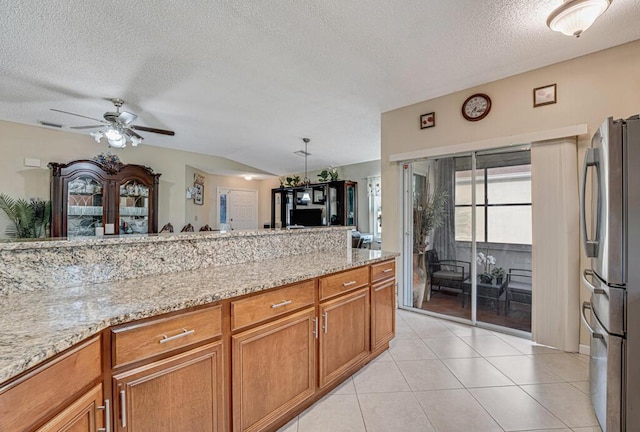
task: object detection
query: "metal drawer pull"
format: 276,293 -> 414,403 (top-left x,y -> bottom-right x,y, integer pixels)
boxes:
382,268 -> 393,273
313,317 -> 318,339
271,300 -> 293,309
323,312 -> 328,333
98,399 -> 111,432
581,302 -> 604,340
120,390 -> 127,428
582,269 -> 607,296
343,280 -> 357,287
159,328 -> 195,344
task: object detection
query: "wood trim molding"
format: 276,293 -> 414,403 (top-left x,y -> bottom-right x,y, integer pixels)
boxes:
389,123 -> 589,162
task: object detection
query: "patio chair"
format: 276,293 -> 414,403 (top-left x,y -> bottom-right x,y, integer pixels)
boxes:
424,250 -> 471,301
505,268 -> 532,315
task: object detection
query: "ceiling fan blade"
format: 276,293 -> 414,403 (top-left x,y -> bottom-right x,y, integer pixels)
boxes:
118,111 -> 137,125
123,128 -> 143,140
50,109 -> 108,124
131,125 -> 175,136
70,125 -> 105,129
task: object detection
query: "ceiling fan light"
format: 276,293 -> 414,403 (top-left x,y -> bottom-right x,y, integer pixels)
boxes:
130,135 -> 143,147
107,134 -> 127,148
90,131 -> 104,143
104,128 -> 123,141
547,0 -> 611,37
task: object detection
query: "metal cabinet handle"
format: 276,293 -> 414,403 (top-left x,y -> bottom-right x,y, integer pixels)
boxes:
159,328 -> 195,344
580,147 -> 601,257
343,280 -> 357,287
98,399 -> 111,432
271,300 -> 292,309
120,390 -> 127,428
313,317 -> 318,339
382,268 -> 393,273
581,302 -> 604,340
582,269 -> 607,296
323,312 -> 328,333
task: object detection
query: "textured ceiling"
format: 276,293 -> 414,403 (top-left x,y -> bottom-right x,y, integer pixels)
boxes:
1,0 -> 639,175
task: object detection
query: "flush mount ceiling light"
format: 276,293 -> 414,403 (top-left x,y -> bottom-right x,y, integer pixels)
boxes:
547,0 -> 612,37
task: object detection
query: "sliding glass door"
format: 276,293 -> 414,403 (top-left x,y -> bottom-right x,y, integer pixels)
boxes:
402,147 -> 532,333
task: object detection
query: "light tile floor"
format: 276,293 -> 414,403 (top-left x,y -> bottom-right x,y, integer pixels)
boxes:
278,308 -> 601,432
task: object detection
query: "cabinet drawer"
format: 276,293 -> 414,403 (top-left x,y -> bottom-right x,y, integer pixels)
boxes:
0,336 -> 102,432
319,266 -> 369,301
231,280 -> 315,331
371,260 -> 396,283
112,305 -> 222,367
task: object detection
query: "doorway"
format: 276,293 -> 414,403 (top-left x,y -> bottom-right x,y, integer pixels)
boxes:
217,188 -> 258,230
402,147 -> 532,333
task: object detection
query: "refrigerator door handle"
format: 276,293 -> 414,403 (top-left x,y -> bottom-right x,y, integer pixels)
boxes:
580,148 -> 601,257
582,269 -> 608,297
581,301 -> 605,340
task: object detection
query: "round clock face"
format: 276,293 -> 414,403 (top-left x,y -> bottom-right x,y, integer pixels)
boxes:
462,93 -> 491,121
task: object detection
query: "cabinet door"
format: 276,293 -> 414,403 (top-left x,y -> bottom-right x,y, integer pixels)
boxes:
232,308 -> 316,432
113,342 -> 223,432
371,279 -> 396,351
319,287 -> 370,388
36,384 -> 104,432
64,175 -> 108,238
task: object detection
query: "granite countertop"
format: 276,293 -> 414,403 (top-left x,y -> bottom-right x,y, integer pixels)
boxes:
0,248 -> 397,384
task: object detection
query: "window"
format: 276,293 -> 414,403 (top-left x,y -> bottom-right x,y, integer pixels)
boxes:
368,177 -> 382,239
455,163 -> 532,244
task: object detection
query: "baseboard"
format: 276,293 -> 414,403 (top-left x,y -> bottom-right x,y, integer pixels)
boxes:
579,344 -> 591,356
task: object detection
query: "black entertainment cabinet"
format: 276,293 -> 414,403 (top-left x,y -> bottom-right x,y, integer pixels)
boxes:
270,180 -> 357,229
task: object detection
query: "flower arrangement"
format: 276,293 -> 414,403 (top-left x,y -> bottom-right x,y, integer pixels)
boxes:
476,252 -> 496,283
491,266 -> 506,284
92,152 -> 121,165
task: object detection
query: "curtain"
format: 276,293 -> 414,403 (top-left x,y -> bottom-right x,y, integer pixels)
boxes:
433,158 -> 456,260
531,137 -> 580,352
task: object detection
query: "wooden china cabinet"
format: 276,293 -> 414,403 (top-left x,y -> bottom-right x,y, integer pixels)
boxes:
49,158 -> 161,237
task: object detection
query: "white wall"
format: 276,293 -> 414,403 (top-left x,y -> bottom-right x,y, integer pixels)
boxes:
381,39 -> 640,344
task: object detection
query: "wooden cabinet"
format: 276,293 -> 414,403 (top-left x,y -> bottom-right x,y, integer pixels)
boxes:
0,336 -> 103,432
371,260 -> 396,352
319,287 -> 370,388
49,158 -> 160,237
232,308 -> 316,432
36,384 -> 105,432
113,342 -> 224,432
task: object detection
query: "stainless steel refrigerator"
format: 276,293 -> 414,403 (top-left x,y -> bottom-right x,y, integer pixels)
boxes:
580,115 -> 640,432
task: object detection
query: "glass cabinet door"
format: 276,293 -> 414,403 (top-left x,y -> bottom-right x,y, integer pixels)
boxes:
67,176 -> 105,237
346,183 -> 356,226
119,181 -> 150,234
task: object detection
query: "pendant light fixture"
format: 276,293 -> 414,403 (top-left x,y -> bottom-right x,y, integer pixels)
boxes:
300,138 -> 312,203
546,0 -> 611,38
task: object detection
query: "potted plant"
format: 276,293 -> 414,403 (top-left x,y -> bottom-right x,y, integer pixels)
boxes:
412,181 -> 448,307
476,252 -> 496,284
0,193 -> 51,239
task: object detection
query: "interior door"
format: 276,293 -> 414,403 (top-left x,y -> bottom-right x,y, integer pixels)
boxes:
228,190 -> 258,230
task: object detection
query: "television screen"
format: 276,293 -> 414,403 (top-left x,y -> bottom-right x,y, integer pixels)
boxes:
290,208 -> 323,226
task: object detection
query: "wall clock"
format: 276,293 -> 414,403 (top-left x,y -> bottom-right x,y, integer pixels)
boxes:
462,93 -> 491,121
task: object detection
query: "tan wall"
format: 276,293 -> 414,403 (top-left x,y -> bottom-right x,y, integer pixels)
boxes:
382,39 -> 640,345
257,159 -> 381,232
0,120 -> 267,236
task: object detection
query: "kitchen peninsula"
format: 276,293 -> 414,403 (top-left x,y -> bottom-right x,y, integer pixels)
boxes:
0,227 -> 397,432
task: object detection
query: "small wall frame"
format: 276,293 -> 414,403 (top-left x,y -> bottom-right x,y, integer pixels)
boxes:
533,84 -> 557,107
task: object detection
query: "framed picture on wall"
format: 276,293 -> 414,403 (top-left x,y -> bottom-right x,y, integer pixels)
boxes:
194,183 -> 204,205
420,112 -> 435,129
533,83 -> 557,107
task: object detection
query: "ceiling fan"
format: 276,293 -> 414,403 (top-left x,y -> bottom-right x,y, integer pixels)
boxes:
51,98 -> 175,148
